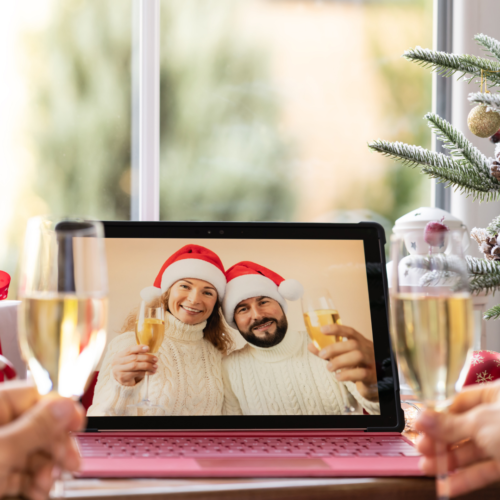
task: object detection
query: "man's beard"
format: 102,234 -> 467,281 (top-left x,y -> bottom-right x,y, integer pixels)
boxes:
239,316 -> 288,348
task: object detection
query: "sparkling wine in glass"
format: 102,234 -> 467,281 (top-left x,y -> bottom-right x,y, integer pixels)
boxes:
17,216 -> 108,497
126,301 -> 165,416
302,288 -> 355,414
390,229 -> 473,500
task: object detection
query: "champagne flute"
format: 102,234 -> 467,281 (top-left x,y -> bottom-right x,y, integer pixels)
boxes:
302,288 -> 355,414
126,301 -> 165,416
390,229 -> 473,500
17,216 -> 108,498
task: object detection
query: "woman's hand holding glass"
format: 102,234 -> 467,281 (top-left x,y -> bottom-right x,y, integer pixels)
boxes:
415,381 -> 500,497
111,345 -> 158,387
0,383 -> 84,500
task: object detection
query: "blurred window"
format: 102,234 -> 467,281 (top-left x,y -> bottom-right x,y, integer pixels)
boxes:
157,0 -> 432,231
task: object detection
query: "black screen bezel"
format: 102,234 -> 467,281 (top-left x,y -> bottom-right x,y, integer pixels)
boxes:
87,221 -> 403,432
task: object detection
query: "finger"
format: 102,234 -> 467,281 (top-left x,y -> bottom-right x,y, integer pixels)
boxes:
124,345 -> 150,355
418,438 -> 487,471
308,342 -> 320,356
448,460 -> 500,498
23,454 -> 55,500
28,463 -> 54,500
0,382 -> 39,425
328,350 -> 364,372
318,340 -> 358,360
415,408 -> 483,445
0,396 -> 84,468
122,353 -> 158,365
334,367 -> 373,384
449,381 -> 500,414
119,361 -> 158,373
62,436 -> 81,472
320,324 -> 361,340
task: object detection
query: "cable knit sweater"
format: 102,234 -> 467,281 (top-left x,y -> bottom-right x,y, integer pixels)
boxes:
222,329 -> 381,416
87,313 -> 224,416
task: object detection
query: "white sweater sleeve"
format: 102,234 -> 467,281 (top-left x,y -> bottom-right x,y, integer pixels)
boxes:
221,360 -> 243,416
86,332 -> 145,416
344,381 -> 381,415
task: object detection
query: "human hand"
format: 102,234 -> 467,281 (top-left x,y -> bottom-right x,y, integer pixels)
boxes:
308,324 -> 378,401
111,345 -> 158,386
0,381 -> 85,500
415,380 -> 500,497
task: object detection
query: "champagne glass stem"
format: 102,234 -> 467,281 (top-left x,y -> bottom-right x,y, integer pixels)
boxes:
435,438 -> 450,500
145,373 -> 149,402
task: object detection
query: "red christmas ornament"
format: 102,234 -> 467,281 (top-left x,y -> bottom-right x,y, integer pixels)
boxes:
464,350 -> 500,387
424,218 -> 449,247
0,271 -> 10,300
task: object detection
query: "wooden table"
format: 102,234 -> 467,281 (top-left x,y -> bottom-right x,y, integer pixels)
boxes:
61,476 -> 500,500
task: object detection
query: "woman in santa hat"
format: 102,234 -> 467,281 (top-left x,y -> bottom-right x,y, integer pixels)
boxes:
87,244 -> 231,416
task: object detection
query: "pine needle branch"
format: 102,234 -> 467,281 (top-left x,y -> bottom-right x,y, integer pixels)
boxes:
403,47 -> 500,87
484,304 -> 500,320
470,273 -> 500,295
468,92 -> 500,112
474,33 -> 500,63
487,215 -> 500,236
425,113 -> 494,180
368,140 -> 499,201
466,256 -> 500,276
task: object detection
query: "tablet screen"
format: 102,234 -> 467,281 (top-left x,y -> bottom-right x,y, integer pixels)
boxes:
85,225 -> 391,424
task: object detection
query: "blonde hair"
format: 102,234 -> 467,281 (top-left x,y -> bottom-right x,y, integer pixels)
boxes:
120,288 -> 232,354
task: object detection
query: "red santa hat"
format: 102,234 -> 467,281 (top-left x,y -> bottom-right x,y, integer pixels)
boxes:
140,245 -> 226,303
222,261 -> 303,328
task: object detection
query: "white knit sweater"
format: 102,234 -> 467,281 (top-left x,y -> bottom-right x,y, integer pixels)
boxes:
222,329 -> 381,416
87,313 -> 224,416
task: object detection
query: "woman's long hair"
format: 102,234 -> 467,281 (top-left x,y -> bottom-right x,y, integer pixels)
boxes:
120,288 -> 232,354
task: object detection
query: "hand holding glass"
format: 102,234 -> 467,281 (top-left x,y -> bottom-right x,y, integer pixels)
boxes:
17,216 -> 108,496
390,230 -> 473,500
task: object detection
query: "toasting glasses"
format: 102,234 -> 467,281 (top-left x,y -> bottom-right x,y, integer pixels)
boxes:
18,216 -> 108,497
390,229 -> 473,500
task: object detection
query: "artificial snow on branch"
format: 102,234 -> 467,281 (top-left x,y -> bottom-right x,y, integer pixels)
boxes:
425,113 -> 494,180
403,46 -> 500,87
487,215 -> 500,236
466,255 -> 500,276
368,139 -> 497,200
474,33 -> 500,64
468,92 -> 500,112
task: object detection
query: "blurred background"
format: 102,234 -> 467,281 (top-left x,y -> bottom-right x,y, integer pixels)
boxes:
0,0 -> 432,297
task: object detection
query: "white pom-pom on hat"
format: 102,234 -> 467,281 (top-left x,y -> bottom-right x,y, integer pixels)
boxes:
140,286 -> 162,303
278,279 -> 304,301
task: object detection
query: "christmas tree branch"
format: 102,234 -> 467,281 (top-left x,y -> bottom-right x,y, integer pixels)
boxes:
487,215 -> 500,236
425,113 -> 494,180
474,34 -> 500,64
403,47 -> 500,87
484,304 -> 500,320
468,92 -> 500,112
368,140 -> 497,200
470,273 -> 500,295
466,255 -> 500,275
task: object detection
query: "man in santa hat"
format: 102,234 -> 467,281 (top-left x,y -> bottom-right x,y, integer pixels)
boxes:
221,261 -> 380,416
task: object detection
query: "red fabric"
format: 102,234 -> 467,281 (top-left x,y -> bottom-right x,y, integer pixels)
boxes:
81,371 -> 99,410
464,350 -> 500,387
152,244 -> 225,288
226,261 -> 285,286
0,271 -> 10,300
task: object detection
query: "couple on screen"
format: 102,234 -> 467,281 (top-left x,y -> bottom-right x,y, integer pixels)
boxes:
88,244 -> 380,416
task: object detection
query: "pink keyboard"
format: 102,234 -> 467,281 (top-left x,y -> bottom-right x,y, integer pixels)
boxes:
78,435 -> 420,459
